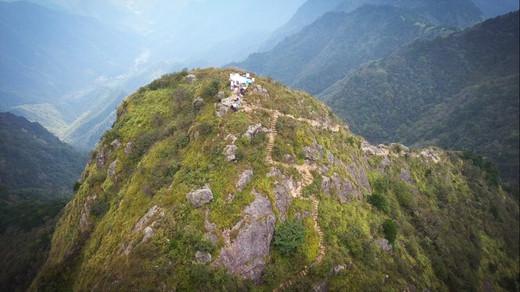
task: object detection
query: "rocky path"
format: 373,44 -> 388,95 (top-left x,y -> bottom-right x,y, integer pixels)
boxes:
222,88 -> 339,290
250,105 -> 326,292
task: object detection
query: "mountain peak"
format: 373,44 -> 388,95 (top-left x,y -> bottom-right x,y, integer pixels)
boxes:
32,68 -> 518,291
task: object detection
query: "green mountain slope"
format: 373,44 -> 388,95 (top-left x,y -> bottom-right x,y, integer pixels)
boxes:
0,112 -> 85,199
32,68 -> 518,291
0,112 -> 85,291
322,11 -> 519,187
236,5 -> 454,96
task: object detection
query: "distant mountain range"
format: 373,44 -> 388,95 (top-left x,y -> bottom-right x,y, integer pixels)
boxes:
236,5 -> 455,96
0,0 -> 305,150
0,112 -> 85,199
258,0 -> 488,52
322,11 -> 519,187
235,3 -> 519,187
0,112 -> 85,291
0,1 -> 144,107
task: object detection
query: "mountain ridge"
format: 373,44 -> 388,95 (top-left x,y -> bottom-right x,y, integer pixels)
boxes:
322,11 -> 520,187
31,68 -> 519,291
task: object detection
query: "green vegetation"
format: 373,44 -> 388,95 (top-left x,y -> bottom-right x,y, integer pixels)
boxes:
237,5 -> 453,96
367,193 -> 387,212
0,112 -> 85,291
273,220 -> 306,256
382,219 -> 398,245
324,11 -> 520,188
31,68 -> 519,291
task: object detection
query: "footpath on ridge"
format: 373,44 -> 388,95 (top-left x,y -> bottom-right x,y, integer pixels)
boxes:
236,94 -> 329,291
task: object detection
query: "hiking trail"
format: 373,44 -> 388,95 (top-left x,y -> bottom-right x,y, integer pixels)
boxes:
245,104 -> 326,292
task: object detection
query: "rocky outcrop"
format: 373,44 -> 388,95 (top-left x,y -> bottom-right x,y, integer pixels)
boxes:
251,85 -> 269,97
347,165 -> 371,193
120,205 -> 165,255
321,172 -> 365,203
421,148 -> 441,163
124,142 -> 133,155
111,139 -> 121,149
95,145 -> 111,171
142,226 -> 155,242
79,195 -> 97,233
195,251 -> 212,263
375,238 -> 393,252
361,141 -> 388,156
215,103 -> 229,117
186,185 -> 214,208
107,159 -> 118,177
186,74 -> 197,84
268,168 -> 297,221
192,97 -> 205,112
223,145 -> 238,162
236,169 -> 254,192
303,140 -> 324,161
243,123 -> 263,140
133,205 -> 162,232
400,168 -> 414,185
213,190 -> 276,284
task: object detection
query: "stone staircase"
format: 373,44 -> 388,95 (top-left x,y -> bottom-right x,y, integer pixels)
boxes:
265,112 -> 279,164
244,103 -> 327,292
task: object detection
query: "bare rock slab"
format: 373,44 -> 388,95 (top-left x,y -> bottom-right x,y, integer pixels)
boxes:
187,184 -> 214,208
213,190 -> 276,284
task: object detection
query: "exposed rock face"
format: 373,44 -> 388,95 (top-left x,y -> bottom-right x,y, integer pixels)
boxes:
225,134 -> 237,144
133,205 -> 162,232
124,142 -> 133,154
284,154 -> 296,164
361,141 -> 387,156
400,168 -> 414,185
303,140 -> 324,161
375,238 -> 393,252
192,97 -> 205,112
213,190 -> 276,284
236,169 -> 254,192
79,195 -> 97,233
347,165 -> 371,193
223,145 -> 238,162
268,168 -> 297,221
251,85 -> 269,97
186,74 -> 197,84
120,205 -> 165,255
111,139 -> 121,149
320,151 -> 371,202
95,146 -> 111,171
321,173 -> 360,203
195,251 -> 212,263
421,148 -> 441,163
186,185 -> 214,208
243,123 -> 263,140
142,226 -> 155,242
217,91 -> 225,100
379,156 -> 391,168
215,103 -> 229,117
193,131 -> 200,141
107,158 -> 118,177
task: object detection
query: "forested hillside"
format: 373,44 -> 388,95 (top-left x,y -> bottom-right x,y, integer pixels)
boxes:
0,112 -> 85,291
237,5 -> 453,96
32,69 -> 518,291
259,0 -> 483,52
322,11 -> 519,187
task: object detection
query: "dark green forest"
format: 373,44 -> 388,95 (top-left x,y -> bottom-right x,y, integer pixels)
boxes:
323,11 -> 519,188
236,5 -> 454,96
0,112 -> 85,291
